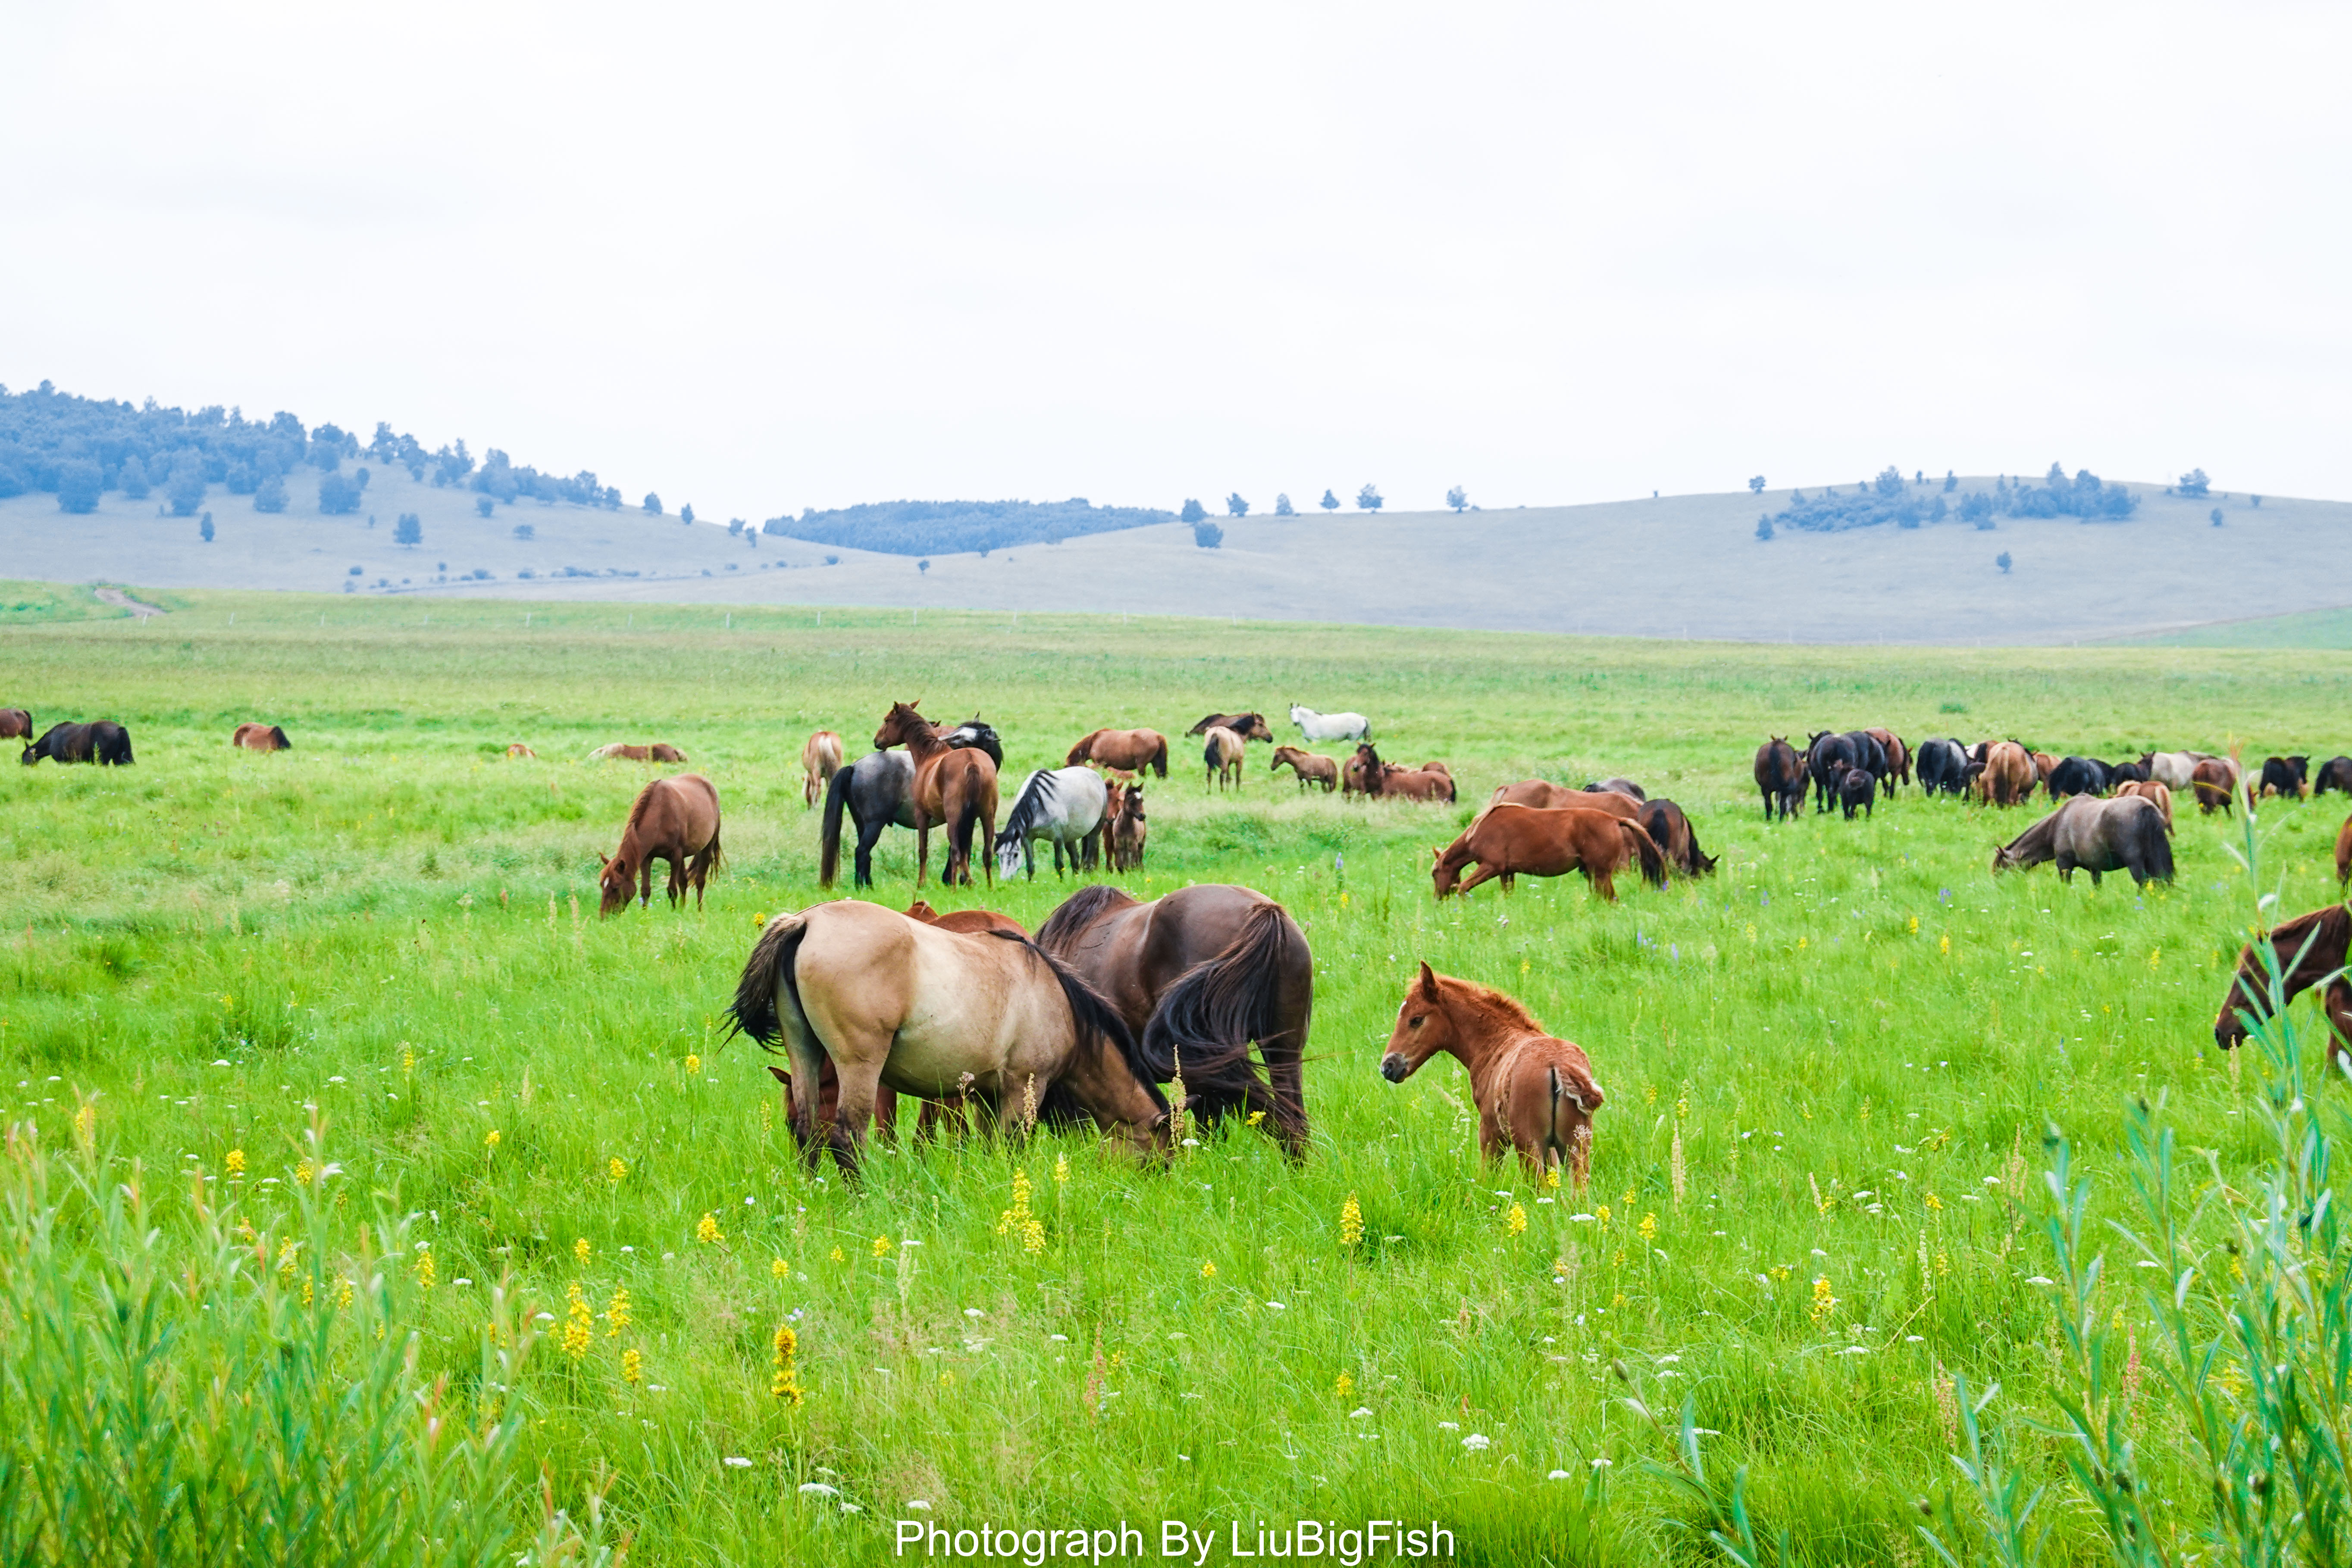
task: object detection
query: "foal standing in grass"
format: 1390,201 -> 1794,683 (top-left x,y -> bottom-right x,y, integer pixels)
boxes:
1380,963 -> 1606,1184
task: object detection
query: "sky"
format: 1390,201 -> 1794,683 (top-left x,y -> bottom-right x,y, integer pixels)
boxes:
3,2 -> 2346,520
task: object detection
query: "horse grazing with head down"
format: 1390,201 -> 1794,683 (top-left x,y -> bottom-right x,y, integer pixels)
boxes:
2214,904 -> 2352,1068
1068,728 -> 1169,778
2315,757 -> 2352,798
802,730 -> 844,807
2259,755 -> 2309,799
873,700 -> 1001,887
1381,963 -> 1605,1184
22,722 -> 133,766
2115,779 -> 2174,833
1754,737 -> 1806,820
1203,727 -> 1246,791
1432,804 -> 1665,902
232,723 -> 291,752
730,901 -> 1173,1178
996,767 -> 1109,880
506,743 -> 536,760
2191,758 -> 2238,816
599,774 -> 722,915
1992,795 -> 2172,886
1638,798 -> 1717,876
1187,712 -> 1274,742
1270,745 -> 1338,792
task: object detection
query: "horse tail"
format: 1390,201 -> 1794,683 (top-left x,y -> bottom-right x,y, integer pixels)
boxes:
1065,733 -> 1095,768
727,911 -> 810,1051
986,930 -> 1164,1113
1202,734 -> 1220,776
2134,801 -> 2175,883
818,764 -> 853,888
1151,734 -> 1168,778
1139,902 -> 1292,1137
1622,821 -> 1668,888
950,757 -> 987,873
705,817 -> 724,877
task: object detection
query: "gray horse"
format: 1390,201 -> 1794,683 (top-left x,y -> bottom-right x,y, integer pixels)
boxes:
1992,795 -> 2173,886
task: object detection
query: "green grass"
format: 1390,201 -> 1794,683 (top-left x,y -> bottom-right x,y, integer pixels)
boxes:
3,589 -> 2350,1565
2118,602 -> 2352,648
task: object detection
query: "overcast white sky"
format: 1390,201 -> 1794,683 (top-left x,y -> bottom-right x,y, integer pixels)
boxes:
4,2 -> 2346,520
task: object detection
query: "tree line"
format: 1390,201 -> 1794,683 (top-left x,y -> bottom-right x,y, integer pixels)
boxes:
762,498 -> 1177,557
1754,463 -> 2139,540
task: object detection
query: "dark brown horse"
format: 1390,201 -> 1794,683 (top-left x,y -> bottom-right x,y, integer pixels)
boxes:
22,722 -> 133,766
1067,728 -> 1170,777
1754,737 -> 1805,820
598,773 -> 722,914
1638,798 -> 1717,876
0,710 -> 31,742
1381,964 -> 1605,1184
1037,883 -> 1312,1155
1352,744 -> 1454,802
232,723 -> 291,751
2336,814 -> 2350,887
1865,728 -> 1910,791
2214,904 -> 2352,1067
1432,804 -> 1666,902
873,699 -> 1000,887
2191,758 -> 2237,816
1187,712 -> 1274,742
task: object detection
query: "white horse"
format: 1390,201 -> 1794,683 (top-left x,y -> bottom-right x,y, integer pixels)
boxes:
995,767 -> 1110,881
1289,704 -> 1372,743
2145,751 -> 2214,791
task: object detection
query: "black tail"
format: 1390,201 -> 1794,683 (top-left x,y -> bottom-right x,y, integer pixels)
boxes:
1139,903 -> 1292,1137
1151,735 -> 1168,778
1202,735 -> 1221,777
727,912 -> 811,1050
949,757 -> 988,883
2136,804 -> 2176,884
1623,821 -> 1668,888
818,764 -> 853,888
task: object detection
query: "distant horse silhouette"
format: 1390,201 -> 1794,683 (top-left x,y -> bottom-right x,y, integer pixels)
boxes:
591,742 -> 687,763
506,743 -> 537,760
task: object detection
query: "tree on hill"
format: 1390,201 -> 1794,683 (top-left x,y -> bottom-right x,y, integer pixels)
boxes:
2177,468 -> 2210,498
1274,493 -> 1294,516
1179,498 -> 1207,524
319,470 -> 369,516
1356,484 -> 1383,512
2211,507 -> 2225,528
1447,485 -> 1469,512
1193,520 -> 1223,548
254,474 -> 287,513
766,498 -> 1174,555
1225,492 -> 1248,518
166,454 -> 207,516
1748,476 -> 1765,494
643,493 -> 662,515
394,513 -> 422,548
116,454 -> 150,500
680,504 -> 695,526
917,558 -> 929,574
56,459 -> 101,514
199,513 -> 213,543
1944,470 -> 1957,492
476,496 -> 495,517
1755,514 -> 1773,541
1319,489 -> 1340,511
513,523 -> 533,540
1873,466 -> 1906,498
1996,551 -> 2012,573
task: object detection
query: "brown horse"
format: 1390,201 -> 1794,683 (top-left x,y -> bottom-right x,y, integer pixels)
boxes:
0,710 -> 29,742
802,730 -> 844,808
231,723 -> 290,751
1380,963 -> 1605,1184
506,743 -> 537,760
1036,883 -> 1311,1154
1976,742 -> 2035,807
598,773 -> 722,915
1203,726 -> 1246,790
1110,784 -> 1147,870
1270,745 -> 1338,792
1068,728 -> 1170,778
729,900 -> 1171,1177
905,898 -> 1029,936
1638,798 -> 1717,876
1482,779 -> 1641,823
2214,904 -> 2352,1067
1378,759 -> 1456,803
1754,737 -> 1806,820
873,700 -> 1000,887
1432,804 -> 1666,902
591,742 -> 688,763
1187,712 -> 1274,742
2191,758 -> 2237,816
1866,728 -> 1910,791
2338,814 -> 2351,886
2116,779 -> 2173,832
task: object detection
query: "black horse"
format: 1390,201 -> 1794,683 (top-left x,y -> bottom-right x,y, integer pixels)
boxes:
942,719 -> 1003,767
22,721 -> 134,766
817,749 -> 917,888
1915,737 -> 1970,798
2046,756 -> 2112,801
2108,759 -> 2150,786
2315,757 -> 2352,797
2259,755 -> 2310,798
1805,732 -> 1858,813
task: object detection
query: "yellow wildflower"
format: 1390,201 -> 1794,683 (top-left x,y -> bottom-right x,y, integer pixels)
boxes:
1340,1192 -> 1364,1249
772,1258 -> 788,1278
686,1053 -> 702,1077
401,1044 -> 416,1074
607,1156 -> 626,1185
1200,1260 -> 1218,1279
335,1277 -> 354,1310
574,1237 -> 591,1264
622,1347 -> 643,1385
415,1247 -> 435,1289
1907,914 -> 1919,934
605,1288 -> 631,1336
1925,1192 -> 1943,1212
561,1282 -> 593,1361
770,1322 -> 803,1405
1638,1213 -> 1657,1243
485,1129 -> 501,1150
1810,1275 -> 1837,1327
828,1246 -> 845,1263
1334,1373 -> 1354,1398
1596,1204 -> 1611,1230
1506,1202 -> 1528,1236
225,1148 -> 246,1176
1939,934 -> 1951,956
696,1213 -> 723,1245
1054,1153 -> 1070,1185
871,1235 -> 893,1258
1246,1110 -> 1265,1127
295,1156 -> 316,1186
72,1102 -> 95,1155
1543,1164 -> 1561,1192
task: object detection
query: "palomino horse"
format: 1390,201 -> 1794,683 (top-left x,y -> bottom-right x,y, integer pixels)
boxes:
1992,796 -> 2173,886
231,723 -> 290,751
0,710 -> 30,742
1188,712 -> 1275,742
1037,883 -> 1311,1155
598,773 -> 722,915
1109,783 -> 1147,870
2214,904 -> 2352,1068
1270,745 -> 1338,792
996,767 -> 1110,880
1381,963 -> 1605,1184
590,742 -> 688,762
1203,726 -> 1246,790
728,900 -> 1171,1177
873,700 -> 1001,887
1432,804 -> 1666,901
1067,728 -> 1169,778
802,730 -> 844,808
1481,779 -> 1639,823
1288,705 -> 1370,743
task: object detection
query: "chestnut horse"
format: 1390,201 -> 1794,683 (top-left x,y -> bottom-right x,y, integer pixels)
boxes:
1638,798 -> 1717,876
802,730 -> 844,808
506,743 -> 537,760
598,773 -> 722,915
231,723 -> 290,751
1754,737 -> 1805,820
1432,804 -> 1665,902
591,742 -> 687,763
729,900 -> 1170,1177
873,699 -> 1000,887
2116,779 -> 2173,832
1975,742 -> 2035,807
1380,963 -> 1605,1184
1865,728 -> 1910,791
1351,744 -> 1454,802
2191,758 -> 2238,816
1203,726 -> 1246,790
1068,728 -> 1170,778
2337,814 -> 2351,887
1270,745 -> 1338,792
1036,883 -> 1310,1154
1110,783 -> 1148,870
1187,712 -> 1274,742
0,710 -> 29,742
1482,779 -> 1640,823
2214,904 -> 2352,1068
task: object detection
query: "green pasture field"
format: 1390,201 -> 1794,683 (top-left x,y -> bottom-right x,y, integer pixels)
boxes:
2119,603 -> 2352,649
3,585 -> 2350,1565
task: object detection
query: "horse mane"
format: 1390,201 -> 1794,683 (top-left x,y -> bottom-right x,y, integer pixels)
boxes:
1434,971 -> 1548,1038
986,930 -> 1165,1114
623,779 -> 666,834
1035,882 -> 1140,953
1001,768 -> 1057,842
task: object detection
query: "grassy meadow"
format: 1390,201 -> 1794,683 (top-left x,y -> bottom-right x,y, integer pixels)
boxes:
3,585 -> 2350,1565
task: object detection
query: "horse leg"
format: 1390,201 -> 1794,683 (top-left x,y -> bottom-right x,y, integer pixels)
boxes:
1452,862 -> 1503,897
826,1058 -> 888,1180
1589,866 -> 1617,902
914,816 -> 933,888
855,814 -> 886,888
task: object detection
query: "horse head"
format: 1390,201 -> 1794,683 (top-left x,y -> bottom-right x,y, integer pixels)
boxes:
1381,962 -> 1455,1080
873,699 -> 925,750
596,853 -> 634,916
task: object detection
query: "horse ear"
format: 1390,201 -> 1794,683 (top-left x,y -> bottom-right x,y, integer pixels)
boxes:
1416,960 -> 1440,997
765,1064 -> 791,1086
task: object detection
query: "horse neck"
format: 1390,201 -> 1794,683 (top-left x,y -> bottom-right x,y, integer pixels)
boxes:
897,721 -> 949,767
1432,984 -> 1524,1077
2279,910 -> 2352,1000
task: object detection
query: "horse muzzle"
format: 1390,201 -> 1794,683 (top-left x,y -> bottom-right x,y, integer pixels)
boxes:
1380,1054 -> 1410,1083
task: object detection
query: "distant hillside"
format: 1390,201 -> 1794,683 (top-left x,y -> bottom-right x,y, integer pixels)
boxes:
764,498 -> 1174,556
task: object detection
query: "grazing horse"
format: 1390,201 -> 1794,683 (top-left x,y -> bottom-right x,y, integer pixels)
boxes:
801,730 -> 844,808
598,773 -> 722,914
232,723 -> 291,751
1638,798 -> 1717,876
1379,758 -> 1457,802
1203,726 -> 1246,790
1431,804 -> 1666,902
1270,745 -> 1338,792
1483,779 -> 1641,823
2259,755 -> 2310,799
1754,737 -> 1806,820
1992,795 -> 2173,886
2031,752 -> 2058,788
2116,779 -> 2174,833
1187,713 -> 1275,742
1381,964 -> 1604,1184
1583,778 -> 1646,801
1067,728 -> 1170,778
0,709 -> 29,742
2142,751 -> 2209,792
2191,758 -> 2237,816
996,767 -> 1110,880
22,722 -> 133,766
590,742 -> 687,762
729,901 -> 1171,1177
1109,783 -> 1148,870
2046,757 -> 2110,800
2314,757 -> 2352,797
1865,728 -> 1911,791
506,743 -> 536,760
819,750 -> 917,889
1976,742 -> 2035,807
1288,704 -> 1371,743
874,700 -> 1001,888
2108,759 -> 2150,786
2214,904 -> 2352,1067
1036,883 -> 1311,1154
1915,737 -> 1971,798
